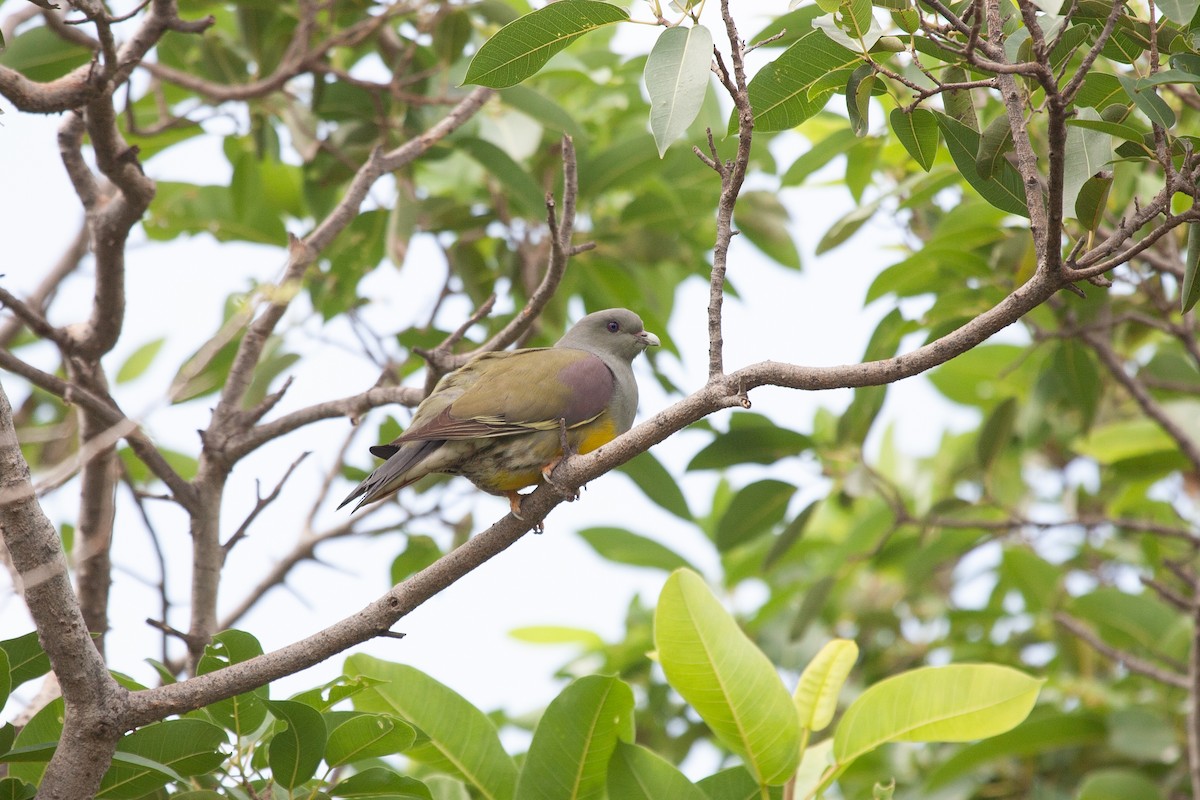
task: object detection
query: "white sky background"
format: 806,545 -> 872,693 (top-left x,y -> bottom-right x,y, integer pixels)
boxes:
0,0 -> 986,735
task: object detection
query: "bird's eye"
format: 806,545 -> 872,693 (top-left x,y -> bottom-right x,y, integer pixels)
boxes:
606,321 -> 620,332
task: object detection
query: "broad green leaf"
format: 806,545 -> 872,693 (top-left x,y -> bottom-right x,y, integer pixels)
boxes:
715,479 -> 796,552
845,64 -> 874,137
742,30 -> 858,133
929,344 -> 1027,407
326,713 -> 417,767
941,66 -> 977,130
974,114 -> 1013,180
696,767 -> 783,800
332,767 -> 433,799
0,26 -> 91,82
734,191 -> 801,269
783,125 -> 860,185
427,776 -> 472,800
1184,220 -> 1200,313
577,527 -> 696,573
98,720 -> 227,799
655,569 -> 800,785
925,710 -> 1105,789
498,86 -> 584,139
1074,418 -> 1182,468
933,112 -> 1029,217
645,25 -> 713,157
1076,769 -> 1165,800
346,656 -> 518,800
0,650 -> 9,711
1118,74 -> 1176,128
617,451 -> 692,520
1075,72 -> 1128,111
463,1 -> 629,88
1107,707 -> 1178,763
7,698 -> 63,784
833,665 -> 1043,766
816,196 -> 881,254
197,630 -> 268,736
606,742 -> 707,800
509,626 -> 606,648
794,740 -> 835,799
794,639 -> 858,732
116,338 -> 166,384
0,632 -> 50,690
1074,173 -> 1113,231
515,675 -> 634,800
688,413 -> 811,470
268,700 -> 326,789
1067,118 -> 1146,144
456,138 -> 545,215
889,108 -> 938,171
1070,587 -> 1187,659
1062,108 -> 1112,220
0,778 -> 36,800
976,396 -> 1018,469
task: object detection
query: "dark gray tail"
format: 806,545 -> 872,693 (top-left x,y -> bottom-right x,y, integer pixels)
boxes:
338,439 -> 443,511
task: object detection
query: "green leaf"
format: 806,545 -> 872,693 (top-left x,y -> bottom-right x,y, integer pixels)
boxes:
715,479 -> 796,552
509,626 -> 605,648
7,698 -> 62,785
515,675 -> 634,800
833,665 -> 1043,767
116,338 -> 166,384
974,114 -> 1013,180
196,630 -> 269,736
606,742 -> 707,800
617,451 -> 692,520
0,632 -> 50,691
645,25 -> 713,157
346,656 -> 518,800
1074,173 -> 1113,231
463,1 -> 629,88
332,767 -> 433,799
933,112 -> 1029,217
1076,769 -> 1165,800
734,191 -> 801,269
925,711 -> 1105,790
697,767 -> 783,800
1118,74 -> 1176,128
0,26 -> 91,82
1067,117 -> 1146,144
1070,587 -> 1186,659
976,396 -> 1018,469
1184,220 -> 1200,313
577,527 -> 696,573
742,30 -> 859,133
0,778 -> 36,800
816,196 -> 881,254
456,138 -> 545,216
688,413 -> 811,470
0,649 -> 9,712
889,108 -> 939,171
326,713 -> 417,767
98,720 -> 228,799
655,569 -> 800,785
1062,107 -> 1112,220
783,125 -> 860,185
794,639 -> 858,732
268,700 -> 326,789
845,64 -> 874,137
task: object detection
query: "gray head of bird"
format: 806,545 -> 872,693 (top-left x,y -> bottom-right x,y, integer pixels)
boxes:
556,308 -> 660,362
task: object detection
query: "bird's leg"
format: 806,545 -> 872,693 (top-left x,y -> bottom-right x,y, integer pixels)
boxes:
541,418 -> 580,502
505,491 -> 526,520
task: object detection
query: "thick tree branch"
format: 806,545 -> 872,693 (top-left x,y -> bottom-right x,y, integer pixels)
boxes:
0,380 -> 128,799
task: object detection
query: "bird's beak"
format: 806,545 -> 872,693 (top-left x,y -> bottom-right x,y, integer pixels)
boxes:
638,330 -> 661,348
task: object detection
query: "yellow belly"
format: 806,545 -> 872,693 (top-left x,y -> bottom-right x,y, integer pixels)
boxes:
461,417 -> 619,494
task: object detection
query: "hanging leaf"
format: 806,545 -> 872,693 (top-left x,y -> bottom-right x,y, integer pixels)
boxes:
741,30 -> 859,133
1074,173 -> 1112,232
1062,107 -> 1113,220
1183,219 -> 1200,313
645,25 -> 713,157
463,1 -> 628,88
889,108 -> 939,171
1117,75 -> 1176,129
846,64 -> 874,137
933,112 -> 1029,217
974,114 -> 1013,180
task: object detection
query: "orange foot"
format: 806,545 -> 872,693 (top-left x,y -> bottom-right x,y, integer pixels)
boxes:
505,491 -> 525,519
540,457 -> 580,502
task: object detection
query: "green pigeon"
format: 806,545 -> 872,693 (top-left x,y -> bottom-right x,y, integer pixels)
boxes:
339,308 -> 660,514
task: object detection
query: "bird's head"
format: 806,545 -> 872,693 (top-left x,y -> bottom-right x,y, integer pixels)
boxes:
556,308 -> 660,362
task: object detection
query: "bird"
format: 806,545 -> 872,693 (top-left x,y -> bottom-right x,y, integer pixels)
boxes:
339,308 -> 660,515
